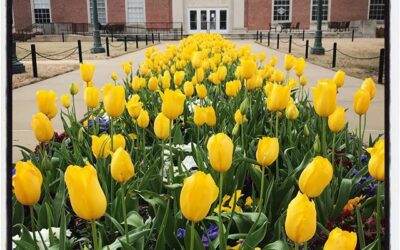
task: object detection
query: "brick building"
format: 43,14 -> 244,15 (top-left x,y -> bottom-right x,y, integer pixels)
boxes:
13,0 -> 384,33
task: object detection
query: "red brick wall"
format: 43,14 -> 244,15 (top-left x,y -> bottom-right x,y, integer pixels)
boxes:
244,0 -> 248,27
330,0 -> 369,21
292,0 -> 311,29
246,0 -> 272,30
50,0 -> 88,23
107,0 -> 125,23
13,0 -> 32,30
145,0 -> 172,29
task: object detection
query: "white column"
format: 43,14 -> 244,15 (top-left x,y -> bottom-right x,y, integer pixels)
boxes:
172,0 -> 184,25
232,0 -> 244,30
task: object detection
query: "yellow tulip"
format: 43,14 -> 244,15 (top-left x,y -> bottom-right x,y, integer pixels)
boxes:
271,69 -> 285,83
132,76 -> 142,92
65,162 -> 107,220
300,76 -> 308,86
241,59 -> 257,79
207,133 -> 234,173
285,54 -> 296,71
91,134 -> 111,158
70,82 -> 79,95
191,51 -> 202,69
60,94 -> 70,109
31,112 -> 54,142
137,109 -> 150,128
263,82 -> 273,97
121,62 -> 132,76
333,70 -> 346,88
328,106 -> 346,132
299,156 -> 333,198
36,90 -> 58,119
366,139 -> 384,181
353,89 -> 370,115
194,106 -> 206,126
256,137 -> 279,167
266,84 -> 291,112
111,71 -> 118,81
323,228 -> 357,250
311,81 -> 337,117
196,67 -> 205,82
270,56 -> 277,67
285,192 -> 317,243
148,76 -> 159,92
84,87 -> 100,108
180,171 -> 219,222
226,80 -> 241,97
111,148 -> 135,183
161,71 -> 171,89
196,84 -> 207,99
258,52 -> 266,62
361,77 -> 376,100
234,109 -> 245,125
174,71 -> 185,86
217,65 -> 228,81
294,57 -> 306,76
126,95 -> 143,119
112,134 -> 126,151
103,84 -> 126,117
13,161 -> 43,206
80,63 -> 95,83
288,78 -> 298,89
183,81 -> 194,97
161,89 -> 186,120
154,113 -> 170,140
285,102 -> 299,120
205,106 -> 217,126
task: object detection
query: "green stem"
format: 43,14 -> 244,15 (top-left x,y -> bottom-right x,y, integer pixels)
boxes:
241,123 -> 246,157
122,183 -> 129,243
161,140 -> 165,193
72,95 -> 76,122
294,243 -> 299,250
304,241 -> 308,250
30,206 -> 38,248
322,117 -> 327,157
190,221 -> 195,250
376,181 -> 382,250
142,129 -> 146,166
362,114 -> 367,143
358,115 -> 362,167
332,133 -> 336,167
168,119 -> 174,184
110,117 -> 114,206
91,220 -> 98,250
275,112 -> 279,180
218,172 -> 225,248
288,120 -> 292,146
258,166 -> 266,212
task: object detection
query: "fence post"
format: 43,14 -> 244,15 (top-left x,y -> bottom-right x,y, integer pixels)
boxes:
62,32 -> 65,42
111,30 -> 114,42
378,48 -> 385,84
256,30 -> 259,41
31,44 -> 38,77
289,35 -> 292,53
106,37 -> 110,56
124,36 -> 127,52
302,29 -> 305,41
332,42 -> 337,68
268,31 -> 270,46
305,40 -> 309,59
352,30 -> 355,42
277,34 -> 280,49
152,33 -> 154,44
77,40 -> 82,63
158,33 -> 160,42
181,23 -> 183,39
145,34 -> 148,46
260,32 -> 263,43
136,35 -> 139,48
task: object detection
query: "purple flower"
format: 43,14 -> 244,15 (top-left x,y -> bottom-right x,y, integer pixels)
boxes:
88,117 -> 110,133
12,168 -> 16,177
201,223 -> 219,248
361,154 -> 369,164
176,228 -> 186,239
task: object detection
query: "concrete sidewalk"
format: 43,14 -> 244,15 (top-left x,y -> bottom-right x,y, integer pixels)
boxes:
12,40 -> 384,162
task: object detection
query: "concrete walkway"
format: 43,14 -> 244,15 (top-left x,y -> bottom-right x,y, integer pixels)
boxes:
12,40 -> 384,162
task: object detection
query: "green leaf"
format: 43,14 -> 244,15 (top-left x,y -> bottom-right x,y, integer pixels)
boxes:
361,239 -> 378,250
105,213 -> 125,236
242,220 -> 268,249
126,211 -> 144,228
13,240 -> 36,250
331,178 -> 352,219
232,212 -> 268,233
154,200 -> 170,250
262,240 -> 290,250
103,229 -> 150,250
184,222 -> 205,250
356,208 -> 366,249
59,208 -> 66,250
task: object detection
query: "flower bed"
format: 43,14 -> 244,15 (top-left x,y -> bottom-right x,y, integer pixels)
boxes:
12,33 -> 384,250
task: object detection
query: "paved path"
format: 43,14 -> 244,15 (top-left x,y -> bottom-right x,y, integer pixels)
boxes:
12,40 -> 384,162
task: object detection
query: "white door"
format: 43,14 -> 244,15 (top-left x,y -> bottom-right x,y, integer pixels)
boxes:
188,9 -> 228,34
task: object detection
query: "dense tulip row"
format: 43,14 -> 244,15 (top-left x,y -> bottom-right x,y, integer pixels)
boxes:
12,33 -> 384,250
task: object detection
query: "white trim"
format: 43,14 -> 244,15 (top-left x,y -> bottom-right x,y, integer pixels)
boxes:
87,0 -> 108,24
271,0 -> 292,23
367,0 -> 371,20
125,0 -> 146,24
30,0 -> 52,24
187,8 -> 229,34
309,0 -> 330,23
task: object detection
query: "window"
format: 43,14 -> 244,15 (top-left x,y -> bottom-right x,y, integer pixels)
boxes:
32,0 -> 51,23
127,0 -> 145,23
190,10 -> 197,30
89,0 -> 107,24
273,0 -> 291,22
311,0 -> 329,21
369,0 -> 384,20
220,10 -> 227,30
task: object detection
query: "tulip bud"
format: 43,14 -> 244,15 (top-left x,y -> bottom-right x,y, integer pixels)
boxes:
240,97 -> 250,114
328,106 -> 346,133
285,54 -> 296,71
361,77 -> 376,100
313,134 -> 321,154
234,109 -> 246,125
196,84 -> 207,99
36,90 -> 58,119
323,227 -> 357,250
60,94 -> 70,109
137,110 -> 150,128
256,137 -> 279,167
111,148 -> 135,183
154,113 -> 170,140
366,139 -> 384,181
205,106 -> 217,127
13,161 -> 43,206
299,156 -> 333,198
300,76 -> 308,86
80,63 -> 95,83
31,112 -> 54,142
353,88 -> 370,115
333,70 -> 346,88
304,124 -> 310,136
70,82 -> 79,95
77,127 -> 84,144
207,133 -> 234,173
180,171 -> 219,222
232,123 -> 240,136
183,81 -> 194,97
285,192 -> 316,243
111,71 -> 118,82
285,103 -> 299,120
121,62 -> 132,76
65,162 -> 107,220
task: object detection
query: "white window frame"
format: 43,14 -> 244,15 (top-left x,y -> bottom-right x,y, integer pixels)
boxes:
310,0 -> 331,23
30,0 -> 52,24
271,0 -> 292,23
187,8 -> 229,34
87,0 -> 108,24
125,0 -> 146,24
368,0 -> 385,20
